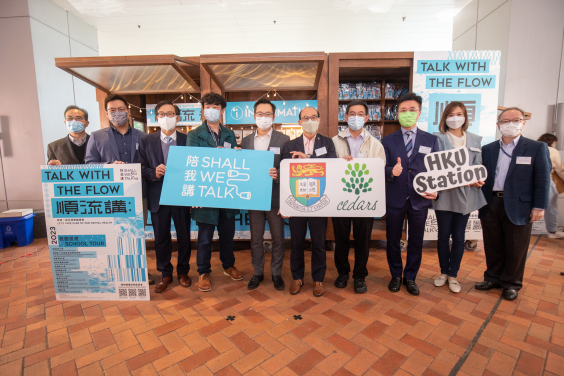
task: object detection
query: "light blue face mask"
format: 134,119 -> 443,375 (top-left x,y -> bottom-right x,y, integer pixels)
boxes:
66,120 -> 85,133
204,108 -> 221,123
347,115 -> 365,131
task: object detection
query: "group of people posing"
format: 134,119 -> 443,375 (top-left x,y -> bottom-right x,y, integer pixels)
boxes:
47,91 -> 557,302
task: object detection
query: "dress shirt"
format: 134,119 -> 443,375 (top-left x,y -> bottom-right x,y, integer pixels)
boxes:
303,134 -> 315,156
110,125 -> 133,163
254,128 -> 272,151
493,135 -> 520,191
345,128 -> 364,157
68,134 -> 87,146
401,125 -> 418,147
160,131 -> 177,164
206,122 -> 221,146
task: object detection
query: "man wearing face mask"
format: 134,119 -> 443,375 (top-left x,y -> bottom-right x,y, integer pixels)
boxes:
281,107 -> 337,297
241,98 -> 290,290
476,107 -> 551,301
186,92 -> 242,292
138,101 -> 191,293
85,94 -> 146,164
381,93 -> 440,296
331,100 -> 386,294
47,105 -> 90,165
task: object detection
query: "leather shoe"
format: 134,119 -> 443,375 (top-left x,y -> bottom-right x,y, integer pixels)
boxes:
354,277 -> 367,294
502,288 -> 518,301
290,279 -> 303,295
198,274 -> 211,292
178,274 -> 191,288
247,275 -> 264,290
403,279 -> 419,296
224,266 -> 243,281
334,275 -> 349,288
388,277 -> 402,292
154,276 -> 172,293
148,273 -> 155,285
475,281 -> 501,291
272,275 -> 285,290
313,282 -> 324,297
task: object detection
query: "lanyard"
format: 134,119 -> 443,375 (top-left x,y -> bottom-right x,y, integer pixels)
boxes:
500,147 -> 512,159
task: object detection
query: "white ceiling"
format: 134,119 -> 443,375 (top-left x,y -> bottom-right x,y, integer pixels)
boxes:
53,0 -> 472,56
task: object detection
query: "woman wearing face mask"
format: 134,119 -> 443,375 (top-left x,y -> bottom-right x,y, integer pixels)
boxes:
537,134 -> 564,238
432,102 -> 487,293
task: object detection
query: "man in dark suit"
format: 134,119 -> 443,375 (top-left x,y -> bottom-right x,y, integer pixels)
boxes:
242,98 -> 290,291
282,106 -> 337,297
85,94 -> 146,165
47,105 -> 90,165
476,107 -> 551,301
139,101 -> 191,293
382,93 -> 440,296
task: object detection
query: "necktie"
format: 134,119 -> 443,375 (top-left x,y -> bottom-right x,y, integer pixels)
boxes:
405,131 -> 413,161
163,136 -> 172,163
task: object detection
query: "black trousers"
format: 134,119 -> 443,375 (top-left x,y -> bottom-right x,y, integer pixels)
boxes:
289,217 -> 327,282
332,217 -> 374,279
150,205 -> 191,278
480,196 -> 532,290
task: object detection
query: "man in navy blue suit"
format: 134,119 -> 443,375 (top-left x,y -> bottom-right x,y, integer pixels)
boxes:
476,107 -> 551,301
138,101 -> 192,293
382,93 -> 440,295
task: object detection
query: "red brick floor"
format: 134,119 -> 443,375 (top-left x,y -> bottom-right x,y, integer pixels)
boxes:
1,235 -> 564,375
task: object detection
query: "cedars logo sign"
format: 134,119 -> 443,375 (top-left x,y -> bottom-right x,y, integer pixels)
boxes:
342,163 -> 373,195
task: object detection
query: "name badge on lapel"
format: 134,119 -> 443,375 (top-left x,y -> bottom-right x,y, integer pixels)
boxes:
516,156 -> 532,165
315,147 -> 327,156
223,142 -> 231,149
469,147 -> 481,152
270,147 -> 280,154
419,146 -> 431,154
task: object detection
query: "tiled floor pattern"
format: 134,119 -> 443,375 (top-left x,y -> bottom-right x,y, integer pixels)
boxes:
1,235 -> 564,376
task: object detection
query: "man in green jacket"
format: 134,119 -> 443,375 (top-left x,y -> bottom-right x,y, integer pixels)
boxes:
187,92 -> 243,292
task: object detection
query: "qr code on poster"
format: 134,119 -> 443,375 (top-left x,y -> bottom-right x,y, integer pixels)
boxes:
138,289 -> 147,298
119,289 -> 127,298
128,289 -> 137,297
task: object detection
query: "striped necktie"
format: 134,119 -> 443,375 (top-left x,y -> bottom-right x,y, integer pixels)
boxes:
163,136 -> 172,163
405,131 -> 413,161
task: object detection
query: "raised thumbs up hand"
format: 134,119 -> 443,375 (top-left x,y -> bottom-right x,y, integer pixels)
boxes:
392,157 -> 403,177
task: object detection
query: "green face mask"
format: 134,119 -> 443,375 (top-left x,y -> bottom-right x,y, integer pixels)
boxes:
398,111 -> 418,128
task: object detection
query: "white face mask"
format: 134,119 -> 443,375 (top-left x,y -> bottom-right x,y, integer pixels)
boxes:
255,117 -> 273,130
347,116 -> 365,131
204,108 -> 221,123
446,116 -> 465,130
301,119 -> 319,134
158,116 -> 177,131
499,121 -> 523,137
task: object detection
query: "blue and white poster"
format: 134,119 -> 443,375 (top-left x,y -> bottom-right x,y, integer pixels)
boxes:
413,51 -> 501,145
146,103 -> 201,126
41,164 -> 149,301
160,146 -> 275,210
226,100 -> 317,125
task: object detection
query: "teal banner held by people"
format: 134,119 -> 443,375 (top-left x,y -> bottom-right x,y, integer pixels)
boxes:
160,146 -> 275,211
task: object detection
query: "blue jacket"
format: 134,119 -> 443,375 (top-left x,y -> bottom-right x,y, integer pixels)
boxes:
85,126 -> 146,164
479,136 -> 551,225
139,131 -> 187,213
382,128 -> 440,210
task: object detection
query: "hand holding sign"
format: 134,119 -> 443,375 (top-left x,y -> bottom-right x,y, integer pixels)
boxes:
392,158 -> 403,177
156,164 -> 166,179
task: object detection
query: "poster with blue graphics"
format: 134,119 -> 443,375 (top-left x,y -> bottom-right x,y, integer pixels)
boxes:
226,100 -> 317,125
41,164 -> 149,301
413,51 -> 501,145
146,103 -> 202,126
160,146 -> 274,210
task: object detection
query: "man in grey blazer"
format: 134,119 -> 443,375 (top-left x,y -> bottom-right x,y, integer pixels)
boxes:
242,98 -> 290,291
85,94 -> 146,165
47,105 -> 90,165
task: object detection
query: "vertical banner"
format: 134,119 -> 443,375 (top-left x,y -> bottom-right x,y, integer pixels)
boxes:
41,164 -> 149,301
413,51 -> 501,145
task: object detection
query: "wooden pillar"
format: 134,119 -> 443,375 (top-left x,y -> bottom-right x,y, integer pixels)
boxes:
327,54 -> 340,138
317,55 -> 329,137
96,88 -> 109,129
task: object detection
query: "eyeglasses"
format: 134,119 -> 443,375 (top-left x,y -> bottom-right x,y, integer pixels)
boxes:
66,116 -> 85,121
301,115 -> 318,121
157,112 -> 177,118
107,107 -> 127,113
256,112 -> 273,117
348,112 -> 366,117
498,118 -> 524,125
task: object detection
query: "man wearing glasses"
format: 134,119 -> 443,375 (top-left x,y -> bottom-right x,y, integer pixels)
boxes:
281,107 -> 337,297
138,101 -> 191,293
47,105 -> 90,165
241,98 -> 290,290
476,107 -> 551,301
331,99 -> 386,294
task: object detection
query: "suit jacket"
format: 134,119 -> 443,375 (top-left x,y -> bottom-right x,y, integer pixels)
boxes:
47,134 -> 90,164
186,122 -> 239,226
478,136 -> 551,225
85,126 -> 146,164
281,133 -> 337,160
432,131 -> 487,214
382,128 -> 440,210
241,129 -> 290,208
139,131 -> 187,213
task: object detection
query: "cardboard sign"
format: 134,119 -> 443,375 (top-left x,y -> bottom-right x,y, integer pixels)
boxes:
280,158 -> 386,217
160,146 -> 274,211
414,146 -> 487,194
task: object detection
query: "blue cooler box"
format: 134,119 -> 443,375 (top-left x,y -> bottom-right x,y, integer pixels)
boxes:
0,213 -> 36,249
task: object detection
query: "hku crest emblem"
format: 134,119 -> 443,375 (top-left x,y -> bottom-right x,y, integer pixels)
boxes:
287,163 -> 330,212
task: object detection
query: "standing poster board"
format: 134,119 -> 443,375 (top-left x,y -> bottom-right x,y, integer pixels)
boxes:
41,164 -> 149,301
413,51 -> 501,145
423,209 -> 483,240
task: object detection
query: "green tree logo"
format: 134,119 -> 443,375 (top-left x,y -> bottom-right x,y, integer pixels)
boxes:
342,163 -> 373,195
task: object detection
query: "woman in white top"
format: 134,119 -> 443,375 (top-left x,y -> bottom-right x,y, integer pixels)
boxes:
537,134 -> 564,238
